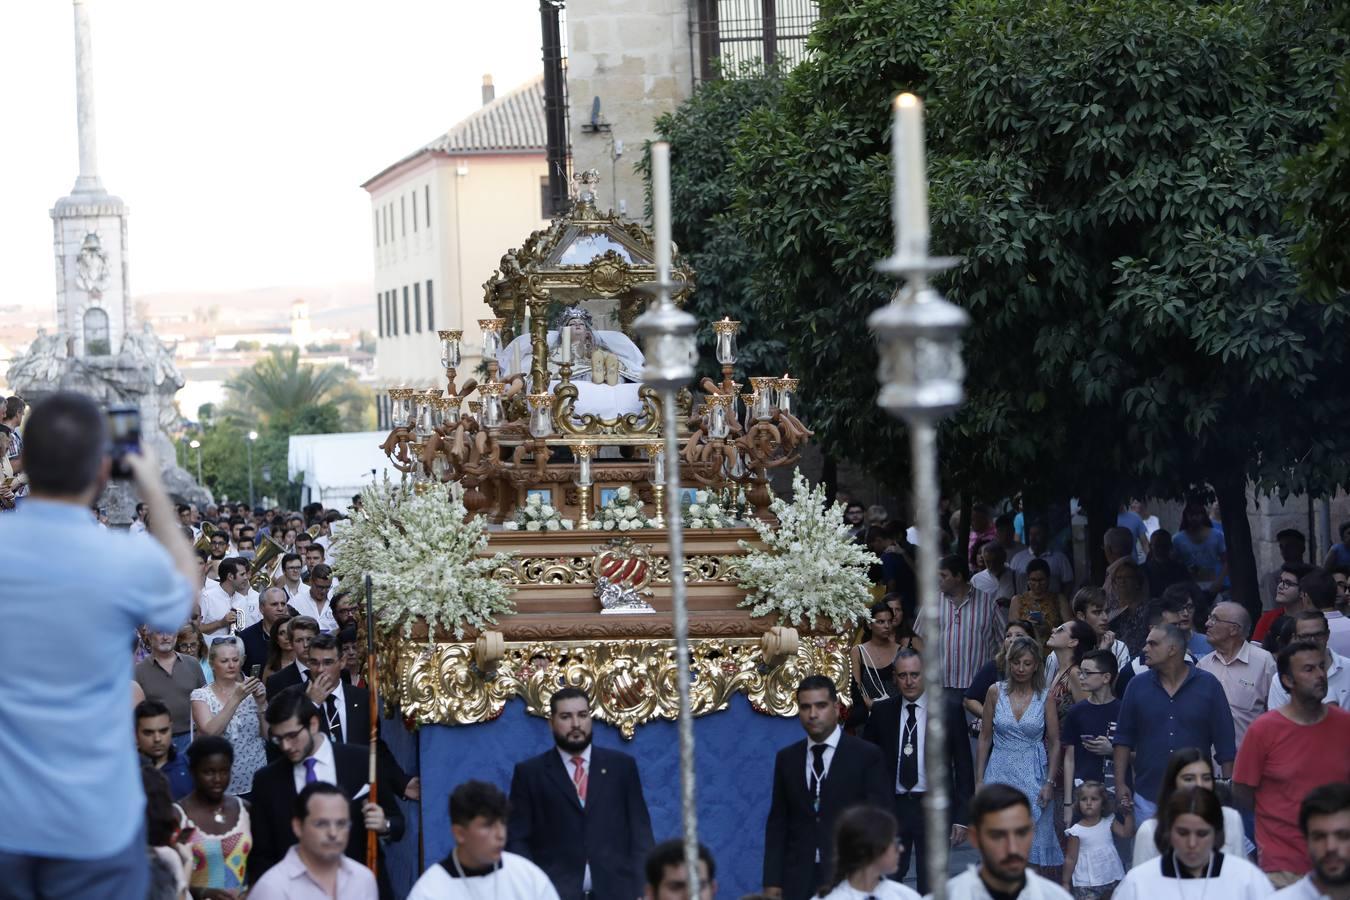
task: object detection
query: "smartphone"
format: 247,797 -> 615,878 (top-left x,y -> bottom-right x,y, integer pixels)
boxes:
250,665 -> 262,679
106,404 -> 141,479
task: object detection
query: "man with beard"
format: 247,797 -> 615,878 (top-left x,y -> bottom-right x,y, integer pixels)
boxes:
1275,783 -> 1350,900
507,687 -> 654,900
941,784 -> 1072,900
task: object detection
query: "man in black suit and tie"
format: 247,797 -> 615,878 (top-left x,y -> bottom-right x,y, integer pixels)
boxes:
249,686 -> 404,898
238,587 -> 289,675
507,686 -> 655,900
763,675 -> 890,900
862,649 -> 974,894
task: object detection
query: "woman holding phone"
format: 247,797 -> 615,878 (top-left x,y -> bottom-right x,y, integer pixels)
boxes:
189,637 -> 268,796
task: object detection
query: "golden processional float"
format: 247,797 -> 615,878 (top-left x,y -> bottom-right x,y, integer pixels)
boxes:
369,170 -> 849,744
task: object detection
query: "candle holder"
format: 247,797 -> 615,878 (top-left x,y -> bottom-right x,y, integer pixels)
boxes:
439,396 -> 461,427
389,387 -> 415,426
707,393 -> 733,439
774,375 -> 798,416
712,317 -> 740,389
527,393 -> 554,438
575,441 -> 594,486
479,318 -> 505,381
577,483 -> 593,530
741,392 -> 755,430
438,330 -> 463,371
647,441 -> 666,527
749,377 -> 777,421
479,382 -> 505,429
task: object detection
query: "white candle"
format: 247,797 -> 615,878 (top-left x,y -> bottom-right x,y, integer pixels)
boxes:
652,141 -> 672,284
892,93 -> 929,261
561,326 -> 571,363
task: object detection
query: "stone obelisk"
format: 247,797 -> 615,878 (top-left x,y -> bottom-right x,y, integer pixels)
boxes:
6,0 -> 211,518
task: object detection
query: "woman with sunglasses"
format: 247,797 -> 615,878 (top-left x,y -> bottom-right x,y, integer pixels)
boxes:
189,637 -> 268,797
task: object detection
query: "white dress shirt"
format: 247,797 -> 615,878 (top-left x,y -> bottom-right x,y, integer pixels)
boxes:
1268,650 -> 1350,709
291,732 -> 337,794
288,593 -> 338,634
804,724 -> 842,792
895,693 -> 928,794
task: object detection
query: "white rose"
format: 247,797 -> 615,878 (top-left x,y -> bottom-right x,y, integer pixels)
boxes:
688,504 -> 700,516
526,521 -> 541,532
607,520 -> 618,530
690,518 -> 704,528
616,485 -> 631,501
541,504 -> 555,517
626,507 -> 639,520
561,520 -> 574,530
695,490 -> 709,504
525,507 -> 539,519
618,520 -> 631,531
527,494 -> 541,507
503,522 -> 519,531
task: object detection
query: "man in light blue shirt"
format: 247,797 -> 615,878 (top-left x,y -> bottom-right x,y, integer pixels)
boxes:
0,392 -> 196,899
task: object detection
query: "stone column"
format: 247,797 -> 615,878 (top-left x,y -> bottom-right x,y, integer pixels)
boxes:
71,0 -> 103,195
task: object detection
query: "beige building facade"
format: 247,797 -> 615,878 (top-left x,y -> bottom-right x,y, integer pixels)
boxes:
363,77 -> 549,428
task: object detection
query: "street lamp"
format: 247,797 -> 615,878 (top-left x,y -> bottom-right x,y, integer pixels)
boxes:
869,93 -> 969,900
246,430 -> 259,510
189,439 -> 202,484
632,141 -> 704,898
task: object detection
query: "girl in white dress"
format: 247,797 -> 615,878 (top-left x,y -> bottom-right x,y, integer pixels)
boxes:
818,806 -> 921,900
1062,781 -> 1132,899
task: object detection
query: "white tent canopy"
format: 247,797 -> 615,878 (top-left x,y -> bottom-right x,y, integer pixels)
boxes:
287,431 -> 399,512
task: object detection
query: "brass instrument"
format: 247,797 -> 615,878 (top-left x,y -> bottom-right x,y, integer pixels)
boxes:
193,521 -> 220,554
248,535 -> 287,592
306,523 -> 322,539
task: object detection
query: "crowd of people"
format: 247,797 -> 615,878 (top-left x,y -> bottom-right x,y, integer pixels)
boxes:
2,391 -> 1349,900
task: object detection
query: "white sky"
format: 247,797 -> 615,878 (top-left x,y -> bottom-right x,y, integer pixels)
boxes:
0,0 -> 544,307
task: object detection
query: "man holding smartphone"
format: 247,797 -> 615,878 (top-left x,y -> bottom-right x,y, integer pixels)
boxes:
0,392 -> 198,899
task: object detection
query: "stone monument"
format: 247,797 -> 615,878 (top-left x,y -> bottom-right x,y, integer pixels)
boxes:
6,0 -> 208,520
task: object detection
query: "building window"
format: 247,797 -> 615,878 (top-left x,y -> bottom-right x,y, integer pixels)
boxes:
376,293 -> 384,337
413,282 -> 422,332
426,280 -> 434,330
373,210 -> 380,247
425,185 -> 431,228
401,197 -> 406,237
694,0 -> 819,82
83,307 -> 111,356
403,286 -> 410,334
412,191 -> 418,233
388,291 -> 397,336
540,176 -> 551,219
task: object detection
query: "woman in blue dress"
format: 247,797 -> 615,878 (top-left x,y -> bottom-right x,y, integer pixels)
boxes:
975,635 -> 1065,872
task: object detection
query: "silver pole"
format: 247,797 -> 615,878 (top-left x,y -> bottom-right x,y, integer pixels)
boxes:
634,141 -> 702,897
910,418 -> 950,898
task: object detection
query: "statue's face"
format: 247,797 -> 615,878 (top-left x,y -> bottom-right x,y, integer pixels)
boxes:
568,321 -> 589,344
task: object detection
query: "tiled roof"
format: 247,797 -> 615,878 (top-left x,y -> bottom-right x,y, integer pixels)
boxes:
363,76 -> 545,188
425,76 -> 546,154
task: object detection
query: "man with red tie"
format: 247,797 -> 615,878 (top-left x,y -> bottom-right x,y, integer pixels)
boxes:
507,687 -> 655,900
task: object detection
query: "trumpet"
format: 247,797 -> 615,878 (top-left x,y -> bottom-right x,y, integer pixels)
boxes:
248,535 -> 287,592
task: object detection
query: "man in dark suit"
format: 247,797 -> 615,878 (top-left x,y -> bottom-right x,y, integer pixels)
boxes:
763,674 -> 890,900
507,686 -> 655,900
264,615 -> 320,696
304,632 -> 415,800
238,587 -> 289,675
249,686 -> 404,898
862,649 -> 974,894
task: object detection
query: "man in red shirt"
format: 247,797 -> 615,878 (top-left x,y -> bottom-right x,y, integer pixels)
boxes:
1254,564 -> 1316,644
1235,639 -> 1350,887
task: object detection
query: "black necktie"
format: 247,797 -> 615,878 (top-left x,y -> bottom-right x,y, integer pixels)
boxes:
899,702 -> 919,790
324,695 -> 342,742
809,743 -> 827,796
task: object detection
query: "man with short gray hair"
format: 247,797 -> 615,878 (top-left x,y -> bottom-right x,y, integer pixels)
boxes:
1112,623 -> 1237,822
1197,601 -> 1276,749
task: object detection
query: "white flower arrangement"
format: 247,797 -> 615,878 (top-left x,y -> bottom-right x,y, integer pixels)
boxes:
736,469 -> 879,632
331,479 -> 516,639
503,492 -> 574,532
682,489 -> 736,529
589,484 -> 655,531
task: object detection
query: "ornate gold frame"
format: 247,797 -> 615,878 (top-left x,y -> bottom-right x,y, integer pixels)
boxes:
390,635 -> 849,739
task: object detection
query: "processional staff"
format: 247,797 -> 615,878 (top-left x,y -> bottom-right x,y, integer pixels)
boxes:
364,573 -> 380,873
870,92 -> 971,900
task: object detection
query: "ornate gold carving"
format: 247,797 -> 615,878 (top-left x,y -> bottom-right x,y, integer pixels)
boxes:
391,635 -> 849,738
490,550 -> 742,586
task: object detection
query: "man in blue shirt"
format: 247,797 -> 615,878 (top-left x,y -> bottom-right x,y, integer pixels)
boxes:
0,392 -> 196,899
1112,622 -> 1237,823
